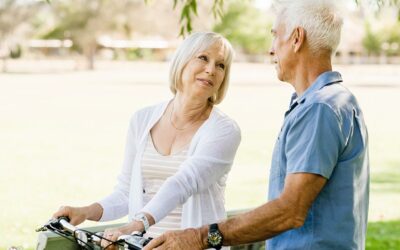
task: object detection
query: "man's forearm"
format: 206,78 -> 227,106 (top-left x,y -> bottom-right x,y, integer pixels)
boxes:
209,198 -> 301,246
195,173 -> 325,247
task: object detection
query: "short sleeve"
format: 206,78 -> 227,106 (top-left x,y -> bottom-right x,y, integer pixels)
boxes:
285,103 -> 344,179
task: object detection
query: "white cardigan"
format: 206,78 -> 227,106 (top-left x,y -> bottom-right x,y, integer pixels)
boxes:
98,100 -> 241,229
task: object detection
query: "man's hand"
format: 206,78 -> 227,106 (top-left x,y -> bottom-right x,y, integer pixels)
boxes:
143,228 -> 205,250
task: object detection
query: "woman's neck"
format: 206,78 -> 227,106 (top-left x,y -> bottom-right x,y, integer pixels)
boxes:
171,93 -> 211,126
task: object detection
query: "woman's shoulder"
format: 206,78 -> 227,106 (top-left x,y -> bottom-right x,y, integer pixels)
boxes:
190,107 -> 241,148
207,107 -> 241,135
129,100 -> 169,124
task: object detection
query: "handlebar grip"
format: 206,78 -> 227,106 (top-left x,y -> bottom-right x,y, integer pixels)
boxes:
48,216 -> 75,232
53,217 -> 89,246
58,217 -> 78,233
58,216 -> 70,223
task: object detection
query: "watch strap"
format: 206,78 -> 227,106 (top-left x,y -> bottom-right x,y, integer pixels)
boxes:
207,223 -> 223,249
133,212 -> 150,232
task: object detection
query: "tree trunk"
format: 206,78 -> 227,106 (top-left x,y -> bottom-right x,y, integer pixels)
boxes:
84,45 -> 96,70
2,57 -> 7,73
86,52 -> 94,70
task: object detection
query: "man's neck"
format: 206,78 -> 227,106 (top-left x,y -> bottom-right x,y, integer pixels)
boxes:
290,56 -> 332,96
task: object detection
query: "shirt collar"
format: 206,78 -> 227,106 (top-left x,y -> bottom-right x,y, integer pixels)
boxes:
289,71 -> 343,108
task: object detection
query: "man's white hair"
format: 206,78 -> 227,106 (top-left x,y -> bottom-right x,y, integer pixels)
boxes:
274,0 -> 343,56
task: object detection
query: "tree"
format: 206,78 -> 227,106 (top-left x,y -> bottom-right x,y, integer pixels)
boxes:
179,0 -> 400,35
380,22 -> 400,56
167,0 -> 224,36
41,0 -> 145,70
362,23 -> 382,56
44,0 -> 400,38
174,0 -> 400,36
213,0 -> 272,55
357,0 -> 400,20
36,0 -> 400,68
0,0 -> 40,72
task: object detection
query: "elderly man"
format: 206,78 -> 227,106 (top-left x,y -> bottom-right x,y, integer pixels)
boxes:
144,0 -> 369,249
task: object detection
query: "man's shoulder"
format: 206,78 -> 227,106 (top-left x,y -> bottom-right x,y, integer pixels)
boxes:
314,83 -> 354,105
305,83 -> 359,117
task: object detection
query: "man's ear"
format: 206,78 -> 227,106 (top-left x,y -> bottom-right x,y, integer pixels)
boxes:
292,27 -> 305,53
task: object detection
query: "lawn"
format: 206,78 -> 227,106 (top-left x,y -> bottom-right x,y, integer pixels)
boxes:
366,220 -> 400,250
0,61 -> 399,249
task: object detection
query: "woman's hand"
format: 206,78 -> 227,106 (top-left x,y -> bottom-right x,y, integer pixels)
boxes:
52,206 -> 88,226
52,203 -> 103,226
100,221 -> 144,249
101,227 -> 124,249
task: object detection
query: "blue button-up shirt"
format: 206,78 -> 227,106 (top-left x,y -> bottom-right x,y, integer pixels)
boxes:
267,71 -> 369,250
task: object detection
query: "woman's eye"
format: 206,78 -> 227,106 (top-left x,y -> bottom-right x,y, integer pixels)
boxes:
198,55 -> 208,61
218,63 -> 225,70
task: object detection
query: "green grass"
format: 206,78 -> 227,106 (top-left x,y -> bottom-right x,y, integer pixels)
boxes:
1,62 -> 399,249
366,220 -> 400,250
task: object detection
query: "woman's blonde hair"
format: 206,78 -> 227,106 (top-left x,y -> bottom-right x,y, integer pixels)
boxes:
169,32 -> 234,105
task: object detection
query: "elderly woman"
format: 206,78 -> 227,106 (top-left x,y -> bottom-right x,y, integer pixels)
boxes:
52,32 -> 241,247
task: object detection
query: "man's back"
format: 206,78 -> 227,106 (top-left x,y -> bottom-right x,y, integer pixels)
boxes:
268,72 -> 369,249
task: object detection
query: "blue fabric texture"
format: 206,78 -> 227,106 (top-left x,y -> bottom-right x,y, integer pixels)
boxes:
267,71 -> 370,250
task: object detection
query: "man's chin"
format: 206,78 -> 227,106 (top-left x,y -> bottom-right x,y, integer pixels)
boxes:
274,67 -> 282,80
276,72 -> 284,82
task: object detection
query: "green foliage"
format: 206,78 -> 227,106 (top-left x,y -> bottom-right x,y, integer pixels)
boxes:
40,0 -> 103,52
362,23 -> 382,56
213,0 -> 271,55
9,44 -> 22,59
362,21 -> 400,56
39,0 -> 400,38
166,0 -> 224,37
126,48 -> 154,60
380,22 -> 400,56
177,0 -> 198,36
366,220 -> 400,250
40,0 -> 140,69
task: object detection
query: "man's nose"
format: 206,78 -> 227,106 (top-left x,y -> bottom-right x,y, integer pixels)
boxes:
269,48 -> 275,56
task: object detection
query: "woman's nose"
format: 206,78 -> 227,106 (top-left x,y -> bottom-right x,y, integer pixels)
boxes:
205,63 -> 216,75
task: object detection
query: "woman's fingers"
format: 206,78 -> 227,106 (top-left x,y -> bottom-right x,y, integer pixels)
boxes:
52,206 -> 69,219
51,206 -> 86,226
101,228 -> 123,249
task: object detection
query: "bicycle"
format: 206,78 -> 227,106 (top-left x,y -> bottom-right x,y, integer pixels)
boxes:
36,217 -> 152,250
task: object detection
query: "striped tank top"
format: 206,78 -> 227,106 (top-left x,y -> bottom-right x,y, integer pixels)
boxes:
141,134 -> 188,238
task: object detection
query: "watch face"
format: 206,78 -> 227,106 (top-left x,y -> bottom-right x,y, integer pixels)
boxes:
208,232 -> 222,246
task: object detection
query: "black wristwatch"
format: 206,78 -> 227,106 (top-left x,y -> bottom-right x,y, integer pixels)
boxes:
207,223 -> 224,249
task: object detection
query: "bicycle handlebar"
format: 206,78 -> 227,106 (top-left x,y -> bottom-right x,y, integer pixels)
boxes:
36,216 -> 152,249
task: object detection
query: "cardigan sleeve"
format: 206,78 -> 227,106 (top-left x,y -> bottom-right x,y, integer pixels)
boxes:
141,117 -> 241,223
97,113 -> 138,221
